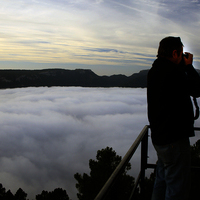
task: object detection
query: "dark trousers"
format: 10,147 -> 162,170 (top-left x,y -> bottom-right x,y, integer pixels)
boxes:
152,138 -> 191,200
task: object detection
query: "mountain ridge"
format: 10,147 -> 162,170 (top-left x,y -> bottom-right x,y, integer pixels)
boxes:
0,68 -> 149,89
1,68 -> 199,89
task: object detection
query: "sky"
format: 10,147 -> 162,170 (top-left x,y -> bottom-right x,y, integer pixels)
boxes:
0,0 -> 200,75
0,87 -> 200,200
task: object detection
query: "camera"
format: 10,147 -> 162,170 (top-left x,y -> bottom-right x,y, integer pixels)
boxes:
183,53 -> 189,59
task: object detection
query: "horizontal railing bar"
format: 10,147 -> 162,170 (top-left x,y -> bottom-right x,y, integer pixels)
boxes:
191,166 -> 200,171
145,165 -> 200,170
194,127 -> 200,131
94,125 -> 149,200
146,164 -> 156,169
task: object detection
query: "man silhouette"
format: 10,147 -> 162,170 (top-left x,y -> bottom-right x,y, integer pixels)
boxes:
147,36 -> 200,200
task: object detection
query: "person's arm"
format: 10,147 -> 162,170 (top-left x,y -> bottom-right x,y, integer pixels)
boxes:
184,53 -> 200,97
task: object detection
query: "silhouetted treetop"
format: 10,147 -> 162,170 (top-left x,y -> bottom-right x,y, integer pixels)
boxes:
36,188 -> 70,200
74,147 -> 135,200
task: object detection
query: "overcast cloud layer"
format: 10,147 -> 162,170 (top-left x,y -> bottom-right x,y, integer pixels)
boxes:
0,87 -> 148,200
0,0 -> 200,75
0,87 -> 200,200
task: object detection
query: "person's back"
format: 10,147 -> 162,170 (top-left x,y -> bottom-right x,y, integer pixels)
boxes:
147,36 -> 200,200
147,56 -> 195,145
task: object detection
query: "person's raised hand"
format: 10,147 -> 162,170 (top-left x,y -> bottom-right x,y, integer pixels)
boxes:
184,52 -> 193,65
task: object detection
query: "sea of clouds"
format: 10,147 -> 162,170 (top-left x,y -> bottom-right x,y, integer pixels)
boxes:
0,87 -> 199,200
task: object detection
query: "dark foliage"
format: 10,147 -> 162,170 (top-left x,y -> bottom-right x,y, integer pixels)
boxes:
190,139 -> 200,199
74,147 -> 135,200
15,188 -> 27,200
0,184 -> 70,200
0,185 -> 27,200
36,188 -> 70,200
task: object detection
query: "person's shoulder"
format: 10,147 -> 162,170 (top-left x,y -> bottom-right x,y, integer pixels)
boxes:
148,58 -> 162,74
148,57 -> 173,83
150,57 -> 175,73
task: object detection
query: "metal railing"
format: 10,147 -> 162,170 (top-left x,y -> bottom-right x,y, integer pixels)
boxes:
94,125 -> 200,200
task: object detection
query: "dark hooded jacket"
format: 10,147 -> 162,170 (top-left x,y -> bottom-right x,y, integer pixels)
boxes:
147,57 -> 200,145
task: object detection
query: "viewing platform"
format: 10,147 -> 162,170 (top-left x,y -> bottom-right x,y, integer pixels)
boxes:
94,126 -> 200,200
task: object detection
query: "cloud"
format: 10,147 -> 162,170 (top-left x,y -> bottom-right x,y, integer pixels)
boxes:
0,87 -> 149,199
1,0 -> 200,74
0,86 -> 200,199
84,48 -> 120,53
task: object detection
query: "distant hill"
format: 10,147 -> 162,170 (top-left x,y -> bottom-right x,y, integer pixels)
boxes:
0,68 -> 149,89
0,68 -> 199,89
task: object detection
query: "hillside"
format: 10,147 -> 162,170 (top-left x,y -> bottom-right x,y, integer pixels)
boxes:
1,68 -> 199,89
0,68 -> 149,89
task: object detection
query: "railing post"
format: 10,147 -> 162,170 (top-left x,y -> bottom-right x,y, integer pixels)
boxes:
94,125 -> 149,200
140,127 -> 148,198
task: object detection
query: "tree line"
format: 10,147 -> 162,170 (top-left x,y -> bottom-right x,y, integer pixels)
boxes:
0,140 -> 200,200
0,186 -> 70,200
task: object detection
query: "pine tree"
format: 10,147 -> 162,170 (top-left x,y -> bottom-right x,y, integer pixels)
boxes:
74,147 -> 135,200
